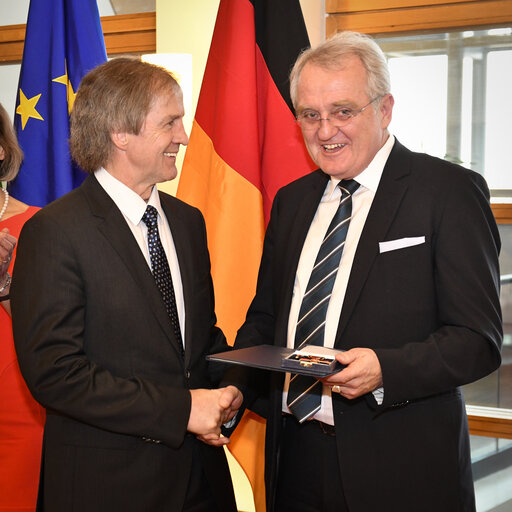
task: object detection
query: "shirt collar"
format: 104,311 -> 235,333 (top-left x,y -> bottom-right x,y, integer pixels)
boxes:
326,134 -> 395,198
94,167 -> 163,225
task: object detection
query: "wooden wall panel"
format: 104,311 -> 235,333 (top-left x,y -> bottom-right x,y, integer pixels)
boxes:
491,204 -> 512,224
326,0 -> 512,36
0,23 -> 25,62
327,0 -> 487,11
101,12 -> 156,55
0,12 -> 156,63
468,415 -> 512,439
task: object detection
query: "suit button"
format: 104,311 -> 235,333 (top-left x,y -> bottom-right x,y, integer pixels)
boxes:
185,369 -> 191,379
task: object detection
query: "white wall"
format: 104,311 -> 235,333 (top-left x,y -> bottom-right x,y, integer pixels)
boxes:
301,0 -> 326,47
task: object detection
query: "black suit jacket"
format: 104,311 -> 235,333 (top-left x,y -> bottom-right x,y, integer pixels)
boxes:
231,140 -> 502,512
11,175 -> 236,511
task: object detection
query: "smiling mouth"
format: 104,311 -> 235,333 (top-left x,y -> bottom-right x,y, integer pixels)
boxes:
322,143 -> 346,152
163,152 -> 177,158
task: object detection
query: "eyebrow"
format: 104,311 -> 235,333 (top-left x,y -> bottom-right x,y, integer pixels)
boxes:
331,100 -> 358,109
296,100 -> 357,114
160,113 -> 183,124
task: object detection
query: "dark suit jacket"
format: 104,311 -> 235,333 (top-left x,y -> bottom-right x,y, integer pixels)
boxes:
231,140 -> 502,512
11,175 -> 236,511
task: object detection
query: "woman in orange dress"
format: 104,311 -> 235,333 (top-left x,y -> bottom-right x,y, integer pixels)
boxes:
0,102 -> 44,512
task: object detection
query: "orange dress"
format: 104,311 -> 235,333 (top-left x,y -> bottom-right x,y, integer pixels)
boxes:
0,206 -> 45,512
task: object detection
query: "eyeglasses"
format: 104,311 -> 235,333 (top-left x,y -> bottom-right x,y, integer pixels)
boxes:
296,95 -> 383,131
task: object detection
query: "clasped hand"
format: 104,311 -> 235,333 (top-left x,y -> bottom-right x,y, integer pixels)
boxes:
321,348 -> 383,400
188,385 -> 243,447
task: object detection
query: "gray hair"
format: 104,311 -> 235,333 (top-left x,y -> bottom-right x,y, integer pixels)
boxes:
290,31 -> 391,108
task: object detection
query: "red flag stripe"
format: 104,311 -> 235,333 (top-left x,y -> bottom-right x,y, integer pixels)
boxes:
195,0 -> 314,221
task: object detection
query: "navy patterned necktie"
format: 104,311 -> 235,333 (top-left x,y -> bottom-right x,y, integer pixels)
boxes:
142,205 -> 184,357
287,179 -> 359,422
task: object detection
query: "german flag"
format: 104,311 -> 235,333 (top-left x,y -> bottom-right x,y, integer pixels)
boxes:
177,1 -> 314,509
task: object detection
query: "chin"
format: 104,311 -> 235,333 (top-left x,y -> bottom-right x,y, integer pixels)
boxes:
318,164 -> 348,178
314,154 -> 346,173
163,168 -> 178,182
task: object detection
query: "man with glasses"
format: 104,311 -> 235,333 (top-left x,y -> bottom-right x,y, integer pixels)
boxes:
224,31 -> 502,511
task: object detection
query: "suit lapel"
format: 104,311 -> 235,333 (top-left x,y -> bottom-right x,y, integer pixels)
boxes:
334,141 -> 412,345
81,176 -> 182,359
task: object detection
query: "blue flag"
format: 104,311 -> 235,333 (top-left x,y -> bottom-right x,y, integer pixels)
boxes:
10,0 -> 107,206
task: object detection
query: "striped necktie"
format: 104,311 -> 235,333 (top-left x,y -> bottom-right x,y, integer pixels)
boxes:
142,205 -> 184,357
287,179 -> 359,422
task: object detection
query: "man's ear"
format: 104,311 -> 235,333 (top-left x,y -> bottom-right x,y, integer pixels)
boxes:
111,131 -> 129,151
380,93 -> 394,130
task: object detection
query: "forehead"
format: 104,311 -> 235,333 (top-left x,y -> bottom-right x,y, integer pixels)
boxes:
296,56 -> 369,107
148,88 -> 184,117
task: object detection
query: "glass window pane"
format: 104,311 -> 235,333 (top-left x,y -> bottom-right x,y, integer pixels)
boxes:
463,224 -> 512,409
388,55 -> 447,157
485,50 -> 512,189
472,435 -> 512,511
376,28 -> 512,194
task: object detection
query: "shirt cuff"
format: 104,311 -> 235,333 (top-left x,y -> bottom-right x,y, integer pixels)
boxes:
372,386 -> 384,405
223,414 -> 238,429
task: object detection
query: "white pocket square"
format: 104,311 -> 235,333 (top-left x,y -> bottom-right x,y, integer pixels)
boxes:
379,236 -> 425,254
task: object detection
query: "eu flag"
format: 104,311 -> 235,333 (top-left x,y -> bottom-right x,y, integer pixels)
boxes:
10,0 -> 107,206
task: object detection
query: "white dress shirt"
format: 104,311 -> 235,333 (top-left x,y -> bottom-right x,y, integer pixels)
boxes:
95,168 -> 186,346
282,135 -> 395,423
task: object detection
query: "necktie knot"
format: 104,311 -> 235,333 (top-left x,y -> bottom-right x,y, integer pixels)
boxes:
338,179 -> 359,197
142,205 -> 158,227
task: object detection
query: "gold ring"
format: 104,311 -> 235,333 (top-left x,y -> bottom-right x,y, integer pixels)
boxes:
332,385 -> 342,394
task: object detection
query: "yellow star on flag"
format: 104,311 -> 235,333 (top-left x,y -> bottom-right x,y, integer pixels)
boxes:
53,61 -> 76,114
16,89 -> 44,130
